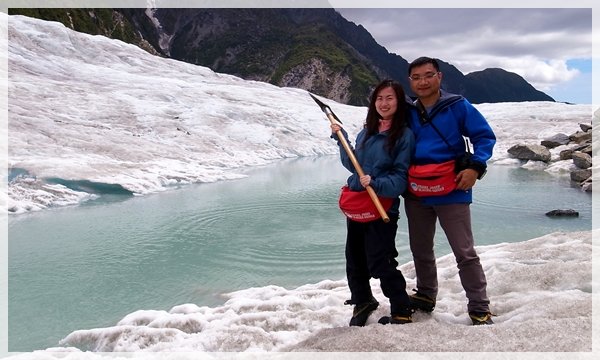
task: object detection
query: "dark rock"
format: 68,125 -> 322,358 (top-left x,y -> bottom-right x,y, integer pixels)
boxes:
541,133 -> 570,148
507,144 -> 551,162
578,145 -> 592,155
572,152 -> 592,169
559,149 -> 574,160
580,123 -> 592,132
545,209 -> 579,217
570,169 -> 592,182
569,130 -> 592,144
559,142 -> 591,160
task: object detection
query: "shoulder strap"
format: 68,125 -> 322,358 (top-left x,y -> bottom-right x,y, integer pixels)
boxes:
415,98 -> 470,157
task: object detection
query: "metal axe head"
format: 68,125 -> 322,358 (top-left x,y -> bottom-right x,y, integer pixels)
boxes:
309,93 -> 342,124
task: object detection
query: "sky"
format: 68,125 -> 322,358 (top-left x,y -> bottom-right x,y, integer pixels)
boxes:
1,8 -> 598,359
336,8 -> 593,105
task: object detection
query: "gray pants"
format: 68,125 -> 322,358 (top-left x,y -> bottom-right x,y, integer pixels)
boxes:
404,197 -> 490,313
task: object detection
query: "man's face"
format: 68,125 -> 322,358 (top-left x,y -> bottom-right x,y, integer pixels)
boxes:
409,63 -> 442,100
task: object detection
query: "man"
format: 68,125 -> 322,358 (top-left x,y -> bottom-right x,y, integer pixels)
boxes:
404,57 -> 496,325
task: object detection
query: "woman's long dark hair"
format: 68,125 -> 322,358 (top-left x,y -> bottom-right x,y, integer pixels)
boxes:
361,79 -> 408,154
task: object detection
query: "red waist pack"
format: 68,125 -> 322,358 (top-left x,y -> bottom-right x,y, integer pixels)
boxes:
408,160 -> 457,197
338,185 -> 394,222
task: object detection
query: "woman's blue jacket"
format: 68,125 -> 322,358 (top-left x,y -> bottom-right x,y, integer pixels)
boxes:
333,127 -> 415,217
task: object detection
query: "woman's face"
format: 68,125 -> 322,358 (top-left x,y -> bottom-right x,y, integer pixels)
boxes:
375,86 -> 397,120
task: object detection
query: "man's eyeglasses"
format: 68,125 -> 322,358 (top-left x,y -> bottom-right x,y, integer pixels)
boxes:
408,72 -> 439,82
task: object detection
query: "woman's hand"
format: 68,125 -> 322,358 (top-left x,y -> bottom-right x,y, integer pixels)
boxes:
360,175 -> 371,188
330,123 -> 342,134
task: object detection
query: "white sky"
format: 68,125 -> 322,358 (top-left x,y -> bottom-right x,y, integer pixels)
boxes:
336,8 -> 592,104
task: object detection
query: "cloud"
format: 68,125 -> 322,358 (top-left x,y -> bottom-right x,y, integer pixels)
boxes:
335,8 -> 592,102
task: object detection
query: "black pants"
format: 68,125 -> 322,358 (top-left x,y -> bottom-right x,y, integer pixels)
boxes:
345,216 -> 411,316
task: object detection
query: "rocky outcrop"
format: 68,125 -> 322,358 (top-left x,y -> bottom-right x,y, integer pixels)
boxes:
279,58 -> 353,104
564,123 -> 593,191
509,121 -> 593,192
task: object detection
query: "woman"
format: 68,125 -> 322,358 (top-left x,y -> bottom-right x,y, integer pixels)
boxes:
330,79 -> 415,326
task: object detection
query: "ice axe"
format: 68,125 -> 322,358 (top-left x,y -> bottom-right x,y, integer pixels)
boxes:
310,93 -> 390,223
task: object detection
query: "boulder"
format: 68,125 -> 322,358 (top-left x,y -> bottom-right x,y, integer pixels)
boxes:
541,133 -> 570,148
570,168 -> 592,182
559,149 -> 574,160
580,123 -> 592,132
545,209 -> 579,217
507,144 -> 551,162
571,152 -> 592,169
569,130 -> 592,144
578,144 -> 592,155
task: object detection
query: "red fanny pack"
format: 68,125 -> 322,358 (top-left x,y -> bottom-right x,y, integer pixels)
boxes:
408,160 -> 457,197
338,185 -> 394,222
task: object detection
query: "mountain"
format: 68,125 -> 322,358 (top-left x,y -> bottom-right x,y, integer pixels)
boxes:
8,7 -> 555,106
464,68 -> 555,103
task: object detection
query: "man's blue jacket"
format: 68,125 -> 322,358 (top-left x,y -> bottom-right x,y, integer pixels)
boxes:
406,90 -> 496,205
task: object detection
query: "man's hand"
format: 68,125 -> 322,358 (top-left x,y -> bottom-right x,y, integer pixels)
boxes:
455,169 -> 478,190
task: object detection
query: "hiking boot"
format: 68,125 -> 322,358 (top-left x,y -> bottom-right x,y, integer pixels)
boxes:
346,297 -> 379,326
469,311 -> 494,325
378,314 -> 413,325
409,290 -> 436,313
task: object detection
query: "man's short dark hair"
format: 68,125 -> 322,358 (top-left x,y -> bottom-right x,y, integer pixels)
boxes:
408,57 -> 440,75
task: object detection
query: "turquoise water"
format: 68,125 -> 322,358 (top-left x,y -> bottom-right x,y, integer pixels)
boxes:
8,156 -> 592,351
